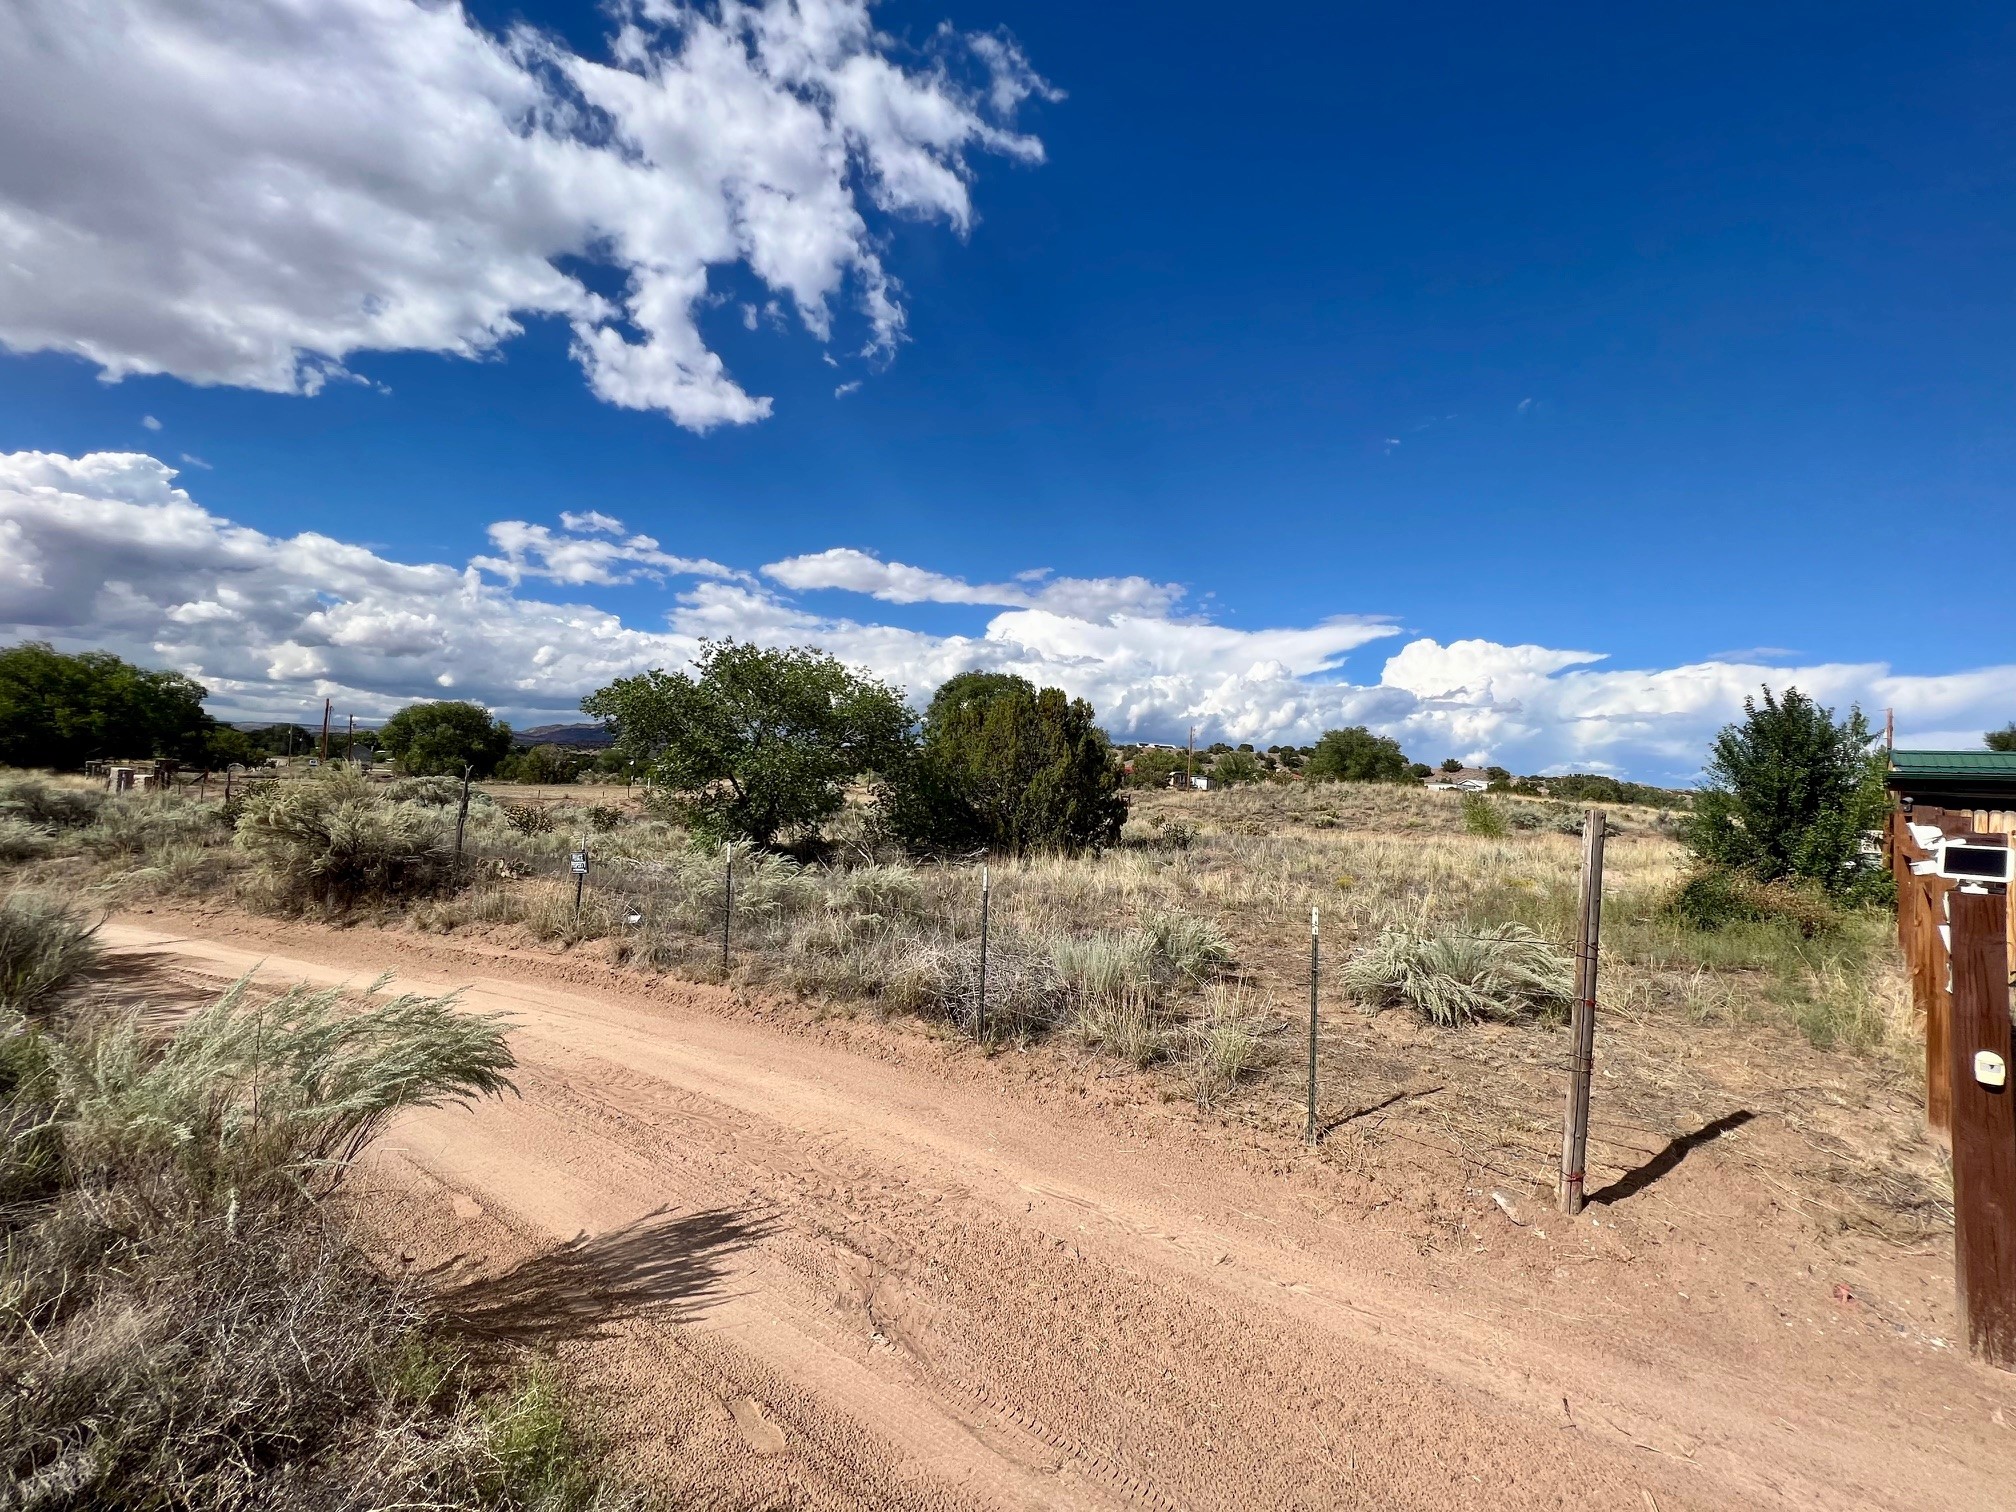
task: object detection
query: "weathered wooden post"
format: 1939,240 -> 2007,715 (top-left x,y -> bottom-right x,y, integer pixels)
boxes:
1947,874 -> 2016,1369
1558,809 -> 1607,1215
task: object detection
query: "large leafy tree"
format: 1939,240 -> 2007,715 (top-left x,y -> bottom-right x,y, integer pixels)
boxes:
1304,725 -> 1413,783
1986,724 -> 2016,753
583,640 -> 912,846
890,672 -> 1127,855
376,700 -> 514,778
1687,686 -> 1885,896
0,641 -> 214,769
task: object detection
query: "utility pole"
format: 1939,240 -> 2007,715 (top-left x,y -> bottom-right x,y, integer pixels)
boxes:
346,714 -> 355,764
1187,725 -> 1196,788
1558,809 -> 1608,1214
318,698 -> 332,761
1885,707 -> 1895,752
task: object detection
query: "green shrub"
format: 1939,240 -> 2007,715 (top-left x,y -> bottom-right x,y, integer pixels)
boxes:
1143,908 -> 1233,980
1460,792 -> 1509,837
1342,920 -> 1573,1026
236,775 -> 453,909
1665,866 -> 1842,938
0,890 -> 99,1016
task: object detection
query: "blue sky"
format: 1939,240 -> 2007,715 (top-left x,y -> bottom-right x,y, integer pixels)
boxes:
3,1 -> 2015,778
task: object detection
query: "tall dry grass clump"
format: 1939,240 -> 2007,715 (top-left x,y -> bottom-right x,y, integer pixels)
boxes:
1343,918 -> 1574,1026
0,888 -> 99,1016
0,951 -> 631,1509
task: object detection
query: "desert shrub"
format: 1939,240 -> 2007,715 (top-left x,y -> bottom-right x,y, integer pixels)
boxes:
1460,792 -> 1509,837
1142,908 -> 1233,980
827,863 -> 925,920
902,928 -> 1068,1037
236,775 -> 453,909
0,816 -> 55,863
584,804 -> 624,832
0,890 -> 99,1016
1665,866 -> 1842,938
1343,920 -> 1573,1026
503,802 -> 557,836
385,774 -> 490,808
1305,726 -> 1413,783
0,772 -> 105,828
1129,814 -> 1196,851
80,794 -> 222,856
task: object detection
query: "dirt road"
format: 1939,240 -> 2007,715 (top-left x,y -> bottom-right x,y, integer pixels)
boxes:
102,913 -> 2016,1510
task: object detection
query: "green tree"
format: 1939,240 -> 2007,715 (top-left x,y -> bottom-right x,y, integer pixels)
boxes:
583,641 -> 912,847
496,742 -> 592,785
0,641 -> 214,769
889,672 -> 1127,855
1987,725 -> 2016,753
1686,686 -> 1885,896
1439,757 -> 1464,773
1126,747 -> 1189,789
1210,750 -> 1266,786
376,700 -> 514,778
1304,726 -> 1412,783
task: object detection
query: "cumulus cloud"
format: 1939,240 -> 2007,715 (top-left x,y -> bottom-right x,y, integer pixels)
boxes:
0,0 -> 1050,430
6,449 -> 2015,780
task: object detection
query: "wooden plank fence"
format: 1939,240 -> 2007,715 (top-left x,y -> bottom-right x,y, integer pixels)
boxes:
1889,806 -> 2016,1144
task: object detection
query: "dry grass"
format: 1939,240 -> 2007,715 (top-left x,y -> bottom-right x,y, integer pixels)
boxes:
0,943 -> 632,1510
0,767 -> 1942,1242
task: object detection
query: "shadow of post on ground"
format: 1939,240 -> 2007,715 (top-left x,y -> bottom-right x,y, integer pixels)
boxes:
1587,1110 -> 1756,1206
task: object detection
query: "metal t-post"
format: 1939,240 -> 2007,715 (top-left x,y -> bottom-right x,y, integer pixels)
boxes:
721,841 -> 733,976
1306,906 -> 1320,1144
977,864 -> 990,1045
453,766 -> 472,874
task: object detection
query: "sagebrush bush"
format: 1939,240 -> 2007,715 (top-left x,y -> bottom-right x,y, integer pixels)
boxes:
1343,919 -> 1573,1026
0,815 -> 55,863
236,775 -> 454,909
0,771 -> 105,828
0,889 -> 99,1016
385,774 -> 492,808
80,793 -> 223,856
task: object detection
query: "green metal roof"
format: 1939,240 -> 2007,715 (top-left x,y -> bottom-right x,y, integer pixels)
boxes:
1887,750 -> 2016,781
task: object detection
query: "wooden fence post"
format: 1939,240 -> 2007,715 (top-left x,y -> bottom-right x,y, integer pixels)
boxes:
1558,809 -> 1607,1215
1948,881 -> 2016,1369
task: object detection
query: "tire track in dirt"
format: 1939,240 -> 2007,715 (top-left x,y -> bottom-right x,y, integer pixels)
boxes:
101,917 -> 2016,1510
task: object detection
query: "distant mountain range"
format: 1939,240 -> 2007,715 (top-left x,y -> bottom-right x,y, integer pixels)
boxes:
517,723 -> 615,748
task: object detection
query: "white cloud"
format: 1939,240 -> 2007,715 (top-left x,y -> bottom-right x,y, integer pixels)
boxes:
178,453 -> 212,469
761,547 -> 1187,620
0,0 -> 1050,430
557,511 -> 624,536
6,449 -> 2014,780
140,415 -> 162,431
471,521 -> 739,588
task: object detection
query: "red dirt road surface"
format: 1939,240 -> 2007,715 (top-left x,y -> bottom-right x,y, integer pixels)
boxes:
103,913 -> 2016,1510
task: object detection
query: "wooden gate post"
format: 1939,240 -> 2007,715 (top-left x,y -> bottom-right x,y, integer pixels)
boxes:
1948,882 -> 2016,1370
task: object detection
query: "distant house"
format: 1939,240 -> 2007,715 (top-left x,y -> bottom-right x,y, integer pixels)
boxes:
1190,775 -> 1213,791
1425,767 -> 1493,792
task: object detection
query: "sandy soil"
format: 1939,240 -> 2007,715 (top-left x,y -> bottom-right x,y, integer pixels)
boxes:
100,908 -> 2016,1510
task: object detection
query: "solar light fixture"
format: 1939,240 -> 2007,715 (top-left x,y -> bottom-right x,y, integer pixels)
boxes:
1934,837 -> 2014,885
